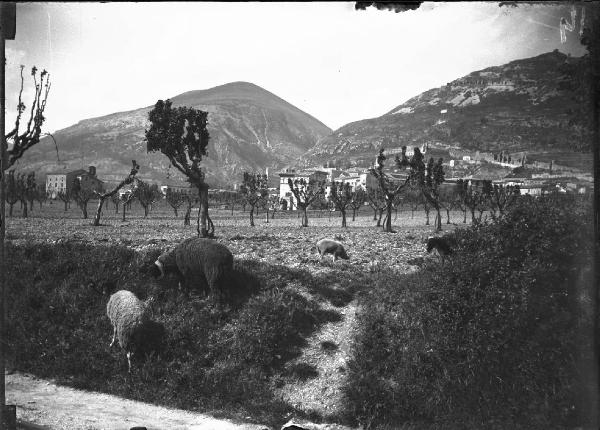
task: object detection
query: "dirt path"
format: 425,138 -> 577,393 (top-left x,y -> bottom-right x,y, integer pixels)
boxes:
6,372 -> 270,430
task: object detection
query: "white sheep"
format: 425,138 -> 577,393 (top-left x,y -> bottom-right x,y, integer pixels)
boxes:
106,290 -> 163,373
316,238 -> 350,261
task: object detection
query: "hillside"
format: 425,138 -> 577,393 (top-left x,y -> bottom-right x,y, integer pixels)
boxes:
307,51 -> 592,172
17,82 -> 332,187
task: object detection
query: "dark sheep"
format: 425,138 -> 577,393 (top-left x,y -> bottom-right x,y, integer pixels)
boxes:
316,238 -> 350,261
426,236 -> 453,264
144,238 -> 234,301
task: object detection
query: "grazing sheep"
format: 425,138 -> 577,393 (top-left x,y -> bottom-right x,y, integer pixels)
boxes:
145,238 -> 234,301
106,290 -> 163,373
316,238 -> 349,261
426,236 -> 453,264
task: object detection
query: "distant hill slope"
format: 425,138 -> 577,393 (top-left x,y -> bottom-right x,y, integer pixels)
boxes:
17,82 -> 332,187
306,51 -> 591,172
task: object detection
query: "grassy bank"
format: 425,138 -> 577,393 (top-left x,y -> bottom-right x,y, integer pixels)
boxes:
343,194 -> 594,429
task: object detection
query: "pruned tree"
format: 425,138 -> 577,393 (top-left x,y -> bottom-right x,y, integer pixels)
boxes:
369,148 -> 414,233
145,99 -> 213,237
92,161 -> 140,226
120,189 -> 136,222
56,189 -> 71,212
349,186 -> 366,221
72,177 -> 94,219
367,187 -> 386,225
110,192 -> 120,214
329,181 -> 353,227
23,172 -> 37,214
489,183 -> 520,219
408,151 -> 446,231
263,193 -> 279,223
165,188 -> 186,217
135,180 -> 160,218
34,183 -> 47,210
240,172 -> 268,227
287,177 -> 326,227
4,171 -> 22,217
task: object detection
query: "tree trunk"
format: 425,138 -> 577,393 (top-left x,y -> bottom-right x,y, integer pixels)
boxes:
372,208 -> 377,221
435,207 -> 442,231
93,197 -> 106,226
301,206 -> 309,227
376,208 -> 383,227
22,200 -> 28,218
184,203 -> 191,225
250,204 -> 255,226
352,208 -> 356,221
265,208 -> 269,223
463,208 -> 467,223
143,204 -> 149,217
64,201 -> 68,212
29,199 -> 34,211
341,209 -> 347,228
197,183 -> 211,237
425,208 -> 430,225
82,203 -> 88,219
446,208 -> 451,224
173,207 -> 178,217
122,204 -> 127,222
384,202 -> 394,232
8,203 -> 13,218
470,209 -> 476,224
115,201 -> 119,214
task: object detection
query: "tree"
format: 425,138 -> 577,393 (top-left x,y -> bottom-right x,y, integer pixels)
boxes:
240,172 -> 268,227
408,152 -> 446,231
92,161 -> 140,226
135,180 -> 161,217
34,184 -> 47,210
367,188 -> 387,225
4,171 -> 21,217
369,148 -> 414,233
120,189 -> 136,222
110,192 -> 120,214
165,188 -> 185,217
349,186 -> 366,221
23,172 -> 37,215
329,181 -> 353,227
56,189 -> 71,212
145,99 -> 213,237
183,193 -> 196,226
489,183 -> 520,219
72,177 -> 94,219
287,177 -> 325,227
263,193 -> 279,223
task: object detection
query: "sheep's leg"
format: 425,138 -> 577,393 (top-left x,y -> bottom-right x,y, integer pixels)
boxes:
109,326 -> 116,348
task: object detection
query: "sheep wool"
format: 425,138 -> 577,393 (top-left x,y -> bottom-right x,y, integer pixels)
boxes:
106,290 -> 154,373
155,238 -> 234,299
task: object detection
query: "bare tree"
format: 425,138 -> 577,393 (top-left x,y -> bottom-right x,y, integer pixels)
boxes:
240,172 -> 268,226
367,188 -> 386,225
349,186 -> 366,221
165,188 -> 185,217
287,177 -> 326,227
34,183 -> 47,210
92,161 -> 140,226
329,181 -> 353,227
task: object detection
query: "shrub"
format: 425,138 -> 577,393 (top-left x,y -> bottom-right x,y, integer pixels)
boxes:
344,195 -> 593,429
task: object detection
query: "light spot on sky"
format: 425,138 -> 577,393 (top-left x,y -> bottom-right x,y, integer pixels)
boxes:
5,2 -> 588,133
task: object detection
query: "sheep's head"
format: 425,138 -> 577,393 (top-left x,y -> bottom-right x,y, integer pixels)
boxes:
426,237 -> 436,253
339,249 -> 350,260
137,247 -> 164,277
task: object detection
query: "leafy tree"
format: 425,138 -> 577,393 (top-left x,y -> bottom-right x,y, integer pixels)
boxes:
165,188 -> 186,217
145,99 -> 213,237
92,161 -> 140,226
349,186 -> 366,221
240,172 -> 268,227
287,177 -> 326,227
329,181 -> 353,227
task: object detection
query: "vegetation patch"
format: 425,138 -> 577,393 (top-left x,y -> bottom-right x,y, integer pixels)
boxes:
343,195 -> 593,429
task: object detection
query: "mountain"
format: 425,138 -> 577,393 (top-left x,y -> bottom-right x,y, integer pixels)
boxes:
18,82 -> 332,187
307,51 -> 591,172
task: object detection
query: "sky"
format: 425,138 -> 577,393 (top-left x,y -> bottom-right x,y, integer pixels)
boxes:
5,2 -> 589,133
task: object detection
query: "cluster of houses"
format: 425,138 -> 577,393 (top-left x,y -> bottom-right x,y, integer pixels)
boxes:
45,157 -> 592,211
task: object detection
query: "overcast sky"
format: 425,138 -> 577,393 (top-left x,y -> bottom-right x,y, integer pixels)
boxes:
5,2 -> 588,133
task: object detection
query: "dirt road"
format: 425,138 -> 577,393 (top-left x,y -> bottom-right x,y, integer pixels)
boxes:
7,372 -> 270,430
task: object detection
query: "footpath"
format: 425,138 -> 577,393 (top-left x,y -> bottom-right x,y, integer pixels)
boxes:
6,372 -> 269,430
